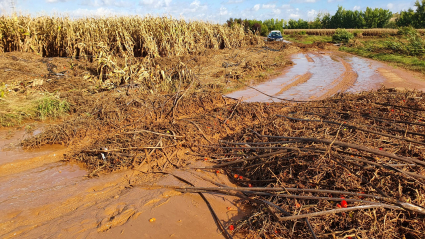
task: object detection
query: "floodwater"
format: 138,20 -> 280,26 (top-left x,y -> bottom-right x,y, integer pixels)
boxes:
227,51 -> 425,102
0,128 -> 244,238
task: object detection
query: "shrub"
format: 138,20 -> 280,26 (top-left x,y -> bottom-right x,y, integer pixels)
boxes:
398,26 -> 416,36
347,39 -> 364,48
353,30 -> 363,38
332,28 -> 354,43
384,39 -> 407,53
397,27 -> 425,55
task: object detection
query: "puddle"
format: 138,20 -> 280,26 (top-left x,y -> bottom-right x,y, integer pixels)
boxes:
226,51 -> 425,102
0,161 -> 87,211
0,128 -> 245,239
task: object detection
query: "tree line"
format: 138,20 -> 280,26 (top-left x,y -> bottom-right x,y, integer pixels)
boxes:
226,0 -> 425,35
226,18 -> 285,36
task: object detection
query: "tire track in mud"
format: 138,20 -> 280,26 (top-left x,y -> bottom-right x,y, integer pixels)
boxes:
310,55 -> 358,100
274,72 -> 313,96
304,53 -> 314,62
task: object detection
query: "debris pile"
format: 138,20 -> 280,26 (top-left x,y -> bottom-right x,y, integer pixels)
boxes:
193,88 -> 425,238
23,88 -> 425,238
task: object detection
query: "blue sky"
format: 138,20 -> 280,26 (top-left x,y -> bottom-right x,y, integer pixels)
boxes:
0,0 -> 418,23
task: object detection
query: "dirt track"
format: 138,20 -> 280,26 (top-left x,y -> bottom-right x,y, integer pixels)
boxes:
1,45 -> 425,238
226,51 -> 425,102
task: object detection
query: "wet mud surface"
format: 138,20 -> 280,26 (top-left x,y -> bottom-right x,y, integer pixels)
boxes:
0,129 -> 245,238
227,51 -> 425,102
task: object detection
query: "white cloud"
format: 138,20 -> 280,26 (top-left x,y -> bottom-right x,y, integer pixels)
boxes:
140,0 -> 172,8
262,4 -> 275,9
285,7 -> 302,19
190,0 -> 200,7
272,9 -> 281,14
353,6 -> 360,11
281,4 -> 291,9
289,13 -> 300,18
291,0 -> 317,3
386,3 -> 414,12
83,0 -> 132,8
66,7 -> 126,17
252,4 -> 260,11
307,9 -> 317,19
227,0 -> 243,3
219,6 -> 228,16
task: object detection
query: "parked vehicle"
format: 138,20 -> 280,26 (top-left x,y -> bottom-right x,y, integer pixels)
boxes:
267,30 -> 283,41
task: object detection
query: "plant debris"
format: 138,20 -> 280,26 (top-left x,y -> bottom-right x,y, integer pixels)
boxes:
23,87 -> 425,238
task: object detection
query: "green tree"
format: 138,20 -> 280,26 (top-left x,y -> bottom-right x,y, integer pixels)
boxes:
309,17 -> 322,29
396,9 -> 416,27
260,24 -> 269,36
396,0 -> 425,28
320,13 -> 332,29
330,6 -> 344,28
415,0 -> 425,27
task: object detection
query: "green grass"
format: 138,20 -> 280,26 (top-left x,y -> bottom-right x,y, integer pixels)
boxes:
37,96 -> 70,120
282,34 -> 332,44
0,93 -> 70,127
339,36 -> 425,74
340,47 -> 425,73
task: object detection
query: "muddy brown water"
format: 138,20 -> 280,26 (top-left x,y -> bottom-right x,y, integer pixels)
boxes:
0,128 -> 245,238
226,51 -> 425,102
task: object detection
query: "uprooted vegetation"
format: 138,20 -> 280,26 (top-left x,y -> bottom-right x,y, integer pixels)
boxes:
22,88 -> 425,238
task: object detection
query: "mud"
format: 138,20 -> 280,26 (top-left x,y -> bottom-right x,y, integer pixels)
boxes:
0,129 -> 246,238
2,45 -> 425,238
226,51 -> 425,102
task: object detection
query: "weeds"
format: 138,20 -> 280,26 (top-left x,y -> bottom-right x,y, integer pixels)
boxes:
282,34 -> 332,44
0,93 -> 70,127
36,96 -> 70,120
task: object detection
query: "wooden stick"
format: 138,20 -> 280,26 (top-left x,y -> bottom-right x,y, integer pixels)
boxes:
279,115 -> 425,145
117,129 -> 183,137
82,144 -> 176,153
253,132 -> 425,166
278,204 -> 402,221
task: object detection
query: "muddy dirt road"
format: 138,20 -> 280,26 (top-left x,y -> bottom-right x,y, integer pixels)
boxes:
227,51 -> 425,102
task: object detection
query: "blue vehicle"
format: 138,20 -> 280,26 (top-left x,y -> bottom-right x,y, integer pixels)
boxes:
267,30 -> 283,41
